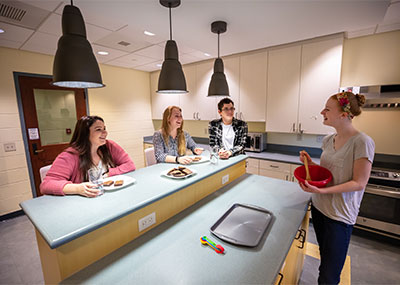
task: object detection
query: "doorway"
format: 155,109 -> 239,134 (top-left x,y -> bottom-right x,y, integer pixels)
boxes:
14,73 -> 88,197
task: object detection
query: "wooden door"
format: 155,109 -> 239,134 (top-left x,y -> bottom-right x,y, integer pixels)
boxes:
18,75 -> 87,197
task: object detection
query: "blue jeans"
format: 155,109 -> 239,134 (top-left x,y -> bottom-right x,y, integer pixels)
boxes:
311,205 -> 353,285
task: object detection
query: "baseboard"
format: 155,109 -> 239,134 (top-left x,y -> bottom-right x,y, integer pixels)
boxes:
0,210 -> 25,221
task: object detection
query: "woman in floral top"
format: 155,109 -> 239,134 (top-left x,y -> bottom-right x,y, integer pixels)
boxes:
153,106 -> 203,164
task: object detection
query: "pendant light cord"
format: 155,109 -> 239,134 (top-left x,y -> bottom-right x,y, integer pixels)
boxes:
218,32 -> 220,58
71,0 -> 73,6
169,6 -> 172,40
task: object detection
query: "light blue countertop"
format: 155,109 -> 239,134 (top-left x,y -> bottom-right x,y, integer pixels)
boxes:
62,174 -> 311,284
20,154 -> 247,249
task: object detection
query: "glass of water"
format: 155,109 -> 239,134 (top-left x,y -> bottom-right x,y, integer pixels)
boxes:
210,148 -> 218,164
87,168 -> 104,196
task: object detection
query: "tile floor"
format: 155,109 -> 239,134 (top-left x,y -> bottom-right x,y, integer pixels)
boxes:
1,214 -> 399,284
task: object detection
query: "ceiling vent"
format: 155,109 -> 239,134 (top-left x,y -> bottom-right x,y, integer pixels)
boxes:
0,3 -> 26,21
118,41 -> 131,46
0,1 -> 50,29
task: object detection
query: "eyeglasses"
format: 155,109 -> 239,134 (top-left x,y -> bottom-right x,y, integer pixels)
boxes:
221,107 -> 235,112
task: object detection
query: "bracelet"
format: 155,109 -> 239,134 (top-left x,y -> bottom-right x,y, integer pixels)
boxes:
175,156 -> 179,163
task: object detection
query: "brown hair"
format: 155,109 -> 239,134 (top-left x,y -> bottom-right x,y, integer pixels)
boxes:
330,91 -> 366,117
69,116 -> 115,181
161,106 -> 186,156
217,97 -> 234,111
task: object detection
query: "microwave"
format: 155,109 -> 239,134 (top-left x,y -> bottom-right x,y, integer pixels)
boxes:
245,133 -> 266,152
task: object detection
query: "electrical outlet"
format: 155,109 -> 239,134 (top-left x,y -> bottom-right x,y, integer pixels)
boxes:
4,142 -> 16,152
138,212 -> 156,232
222,174 -> 229,185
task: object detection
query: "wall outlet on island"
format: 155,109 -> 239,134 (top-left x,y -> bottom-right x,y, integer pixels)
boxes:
138,212 -> 156,232
222,174 -> 229,185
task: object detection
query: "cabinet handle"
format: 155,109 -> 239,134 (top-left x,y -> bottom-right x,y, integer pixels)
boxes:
299,123 -> 304,134
295,229 -> 306,249
277,273 -> 284,285
292,123 -> 296,132
193,112 -> 196,119
285,175 -> 289,181
270,165 -> 279,168
240,112 -> 243,120
197,112 -> 201,120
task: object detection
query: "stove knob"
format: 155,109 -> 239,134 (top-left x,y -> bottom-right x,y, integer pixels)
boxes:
393,173 -> 400,178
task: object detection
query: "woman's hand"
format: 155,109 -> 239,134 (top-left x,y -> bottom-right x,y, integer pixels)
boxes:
177,156 -> 193,165
218,148 -> 232,159
63,183 -> 100,197
299,150 -> 314,165
299,181 -> 322,194
193,148 -> 204,155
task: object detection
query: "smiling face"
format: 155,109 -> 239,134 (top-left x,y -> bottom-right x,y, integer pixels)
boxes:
320,97 -> 348,127
168,107 -> 183,130
218,103 -> 235,124
89,120 -> 108,148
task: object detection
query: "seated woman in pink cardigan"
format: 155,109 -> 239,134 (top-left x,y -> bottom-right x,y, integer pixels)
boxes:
40,116 -> 135,197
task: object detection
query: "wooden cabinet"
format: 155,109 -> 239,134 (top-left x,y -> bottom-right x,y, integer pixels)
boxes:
150,71 -> 181,120
267,36 -> 343,135
246,158 -> 296,182
246,158 -> 259,175
275,208 -> 310,285
239,52 -> 267,122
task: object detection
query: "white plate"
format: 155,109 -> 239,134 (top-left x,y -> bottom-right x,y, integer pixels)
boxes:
161,168 -> 197,179
102,175 -> 136,191
187,155 -> 210,164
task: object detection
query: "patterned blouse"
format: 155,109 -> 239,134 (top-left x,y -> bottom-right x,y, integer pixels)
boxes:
153,130 -> 197,163
208,118 -> 248,156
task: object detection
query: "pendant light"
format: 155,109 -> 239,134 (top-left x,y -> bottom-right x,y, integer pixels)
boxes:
208,21 -> 229,97
157,0 -> 187,94
51,0 -> 104,88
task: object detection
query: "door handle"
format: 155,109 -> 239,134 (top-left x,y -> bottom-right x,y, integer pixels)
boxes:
32,143 -> 44,155
292,123 -> 296,132
193,112 -> 196,119
298,122 -> 304,134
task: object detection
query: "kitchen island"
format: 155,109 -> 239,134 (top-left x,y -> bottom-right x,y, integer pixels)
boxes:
20,155 -> 247,283
61,173 -> 311,284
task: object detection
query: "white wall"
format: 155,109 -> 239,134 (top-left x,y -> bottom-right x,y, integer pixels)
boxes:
0,47 -> 154,216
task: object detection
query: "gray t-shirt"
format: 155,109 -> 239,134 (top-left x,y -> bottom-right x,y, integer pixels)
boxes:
312,132 -> 375,225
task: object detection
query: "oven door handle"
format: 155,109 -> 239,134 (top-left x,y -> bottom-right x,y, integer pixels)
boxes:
365,187 -> 400,199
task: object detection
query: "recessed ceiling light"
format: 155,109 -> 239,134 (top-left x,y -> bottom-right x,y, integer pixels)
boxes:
204,53 -> 211,57
144,31 -> 155,36
97,51 -> 109,55
156,64 -> 162,67
0,28 -> 4,33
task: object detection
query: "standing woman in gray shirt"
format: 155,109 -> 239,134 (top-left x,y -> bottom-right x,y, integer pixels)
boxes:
299,92 -> 375,285
153,106 -> 203,164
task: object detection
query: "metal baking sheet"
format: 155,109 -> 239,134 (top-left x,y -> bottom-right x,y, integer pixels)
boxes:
210,203 -> 273,247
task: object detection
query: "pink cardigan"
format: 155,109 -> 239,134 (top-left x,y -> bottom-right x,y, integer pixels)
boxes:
40,140 -> 136,196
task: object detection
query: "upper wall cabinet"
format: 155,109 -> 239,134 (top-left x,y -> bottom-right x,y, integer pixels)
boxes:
150,71 -> 181,120
298,37 -> 343,134
266,45 -> 301,133
266,36 -> 343,135
239,52 -> 267,122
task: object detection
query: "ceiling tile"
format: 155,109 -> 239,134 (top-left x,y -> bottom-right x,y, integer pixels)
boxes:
104,60 -> 135,69
112,53 -> 158,67
383,1 -> 400,23
134,44 -> 164,60
133,61 -> 163,72
116,25 -> 165,45
20,31 -> 58,55
188,50 -> 214,60
0,22 -> 34,43
20,0 -> 64,12
180,53 -> 202,65
0,38 -> 23,49
94,31 -> 153,53
91,44 -> 129,63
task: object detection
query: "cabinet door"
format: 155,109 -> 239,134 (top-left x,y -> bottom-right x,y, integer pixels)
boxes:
298,37 -> 343,134
150,71 -> 181,120
259,169 -> 290,180
194,60 -> 219,120
224,56 -> 240,118
179,65 -> 198,120
266,46 -> 301,133
239,52 -> 267,122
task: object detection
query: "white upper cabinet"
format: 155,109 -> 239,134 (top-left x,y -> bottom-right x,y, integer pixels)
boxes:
298,37 -> 343,134
266,36 -> 343,135
239,52 -> 267,122
150,71 -> 181,120
179,64 -> 200,120
266,45 -> 301,132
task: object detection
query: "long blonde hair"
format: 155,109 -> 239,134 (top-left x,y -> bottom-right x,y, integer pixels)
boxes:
161,106 -> 186,156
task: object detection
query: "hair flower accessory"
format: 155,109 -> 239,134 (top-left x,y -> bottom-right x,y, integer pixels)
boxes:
337,92 -> 354,118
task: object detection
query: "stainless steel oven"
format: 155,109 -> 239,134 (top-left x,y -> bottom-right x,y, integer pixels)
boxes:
357,168 -> 400,237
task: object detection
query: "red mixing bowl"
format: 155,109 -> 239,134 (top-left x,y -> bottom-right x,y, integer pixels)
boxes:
294,165 -> 333,188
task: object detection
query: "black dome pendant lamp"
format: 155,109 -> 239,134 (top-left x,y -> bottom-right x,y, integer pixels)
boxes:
51,0 -> 104,88
157,0 -> 187,94
208,21 -> 229,97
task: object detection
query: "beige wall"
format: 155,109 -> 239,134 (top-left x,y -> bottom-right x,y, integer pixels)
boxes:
0,47 -> 153,216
